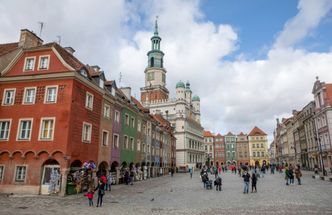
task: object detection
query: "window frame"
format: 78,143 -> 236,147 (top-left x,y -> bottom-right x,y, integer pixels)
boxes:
22,87 -> 37,105
38,55 -> 50,70
85,92 -> 94,110
124,135 -> 128,149
82,122 -> 92,143
0,119 -> 12,141
114,110 -> 120,123
131,117 -> 135,128
14,165 -> 27,182
113,133 -> 119,148
23,56 -> 36,71
130,137 -> 135,150
101,130 -> 109,146
103,104 -> 111,119
125,114 -> 129,126
2,88 -> 16,106
16,118 -> 33,141
44,85 -> 58,104
38,117 -> 56,141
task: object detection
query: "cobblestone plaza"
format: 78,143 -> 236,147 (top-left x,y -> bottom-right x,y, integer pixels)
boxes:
0,171 -> 331,215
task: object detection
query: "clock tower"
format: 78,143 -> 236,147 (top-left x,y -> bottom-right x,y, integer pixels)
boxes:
140,18 -> 169,104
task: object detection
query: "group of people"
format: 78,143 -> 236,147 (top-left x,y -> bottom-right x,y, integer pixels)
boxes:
242,171 -> 258,194
84,174 -> 111,207
200,166 -> 222,191
285,164 -> 302,185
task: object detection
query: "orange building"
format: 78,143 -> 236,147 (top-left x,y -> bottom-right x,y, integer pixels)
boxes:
236,132 -> 250,165
0,29 -> 109,195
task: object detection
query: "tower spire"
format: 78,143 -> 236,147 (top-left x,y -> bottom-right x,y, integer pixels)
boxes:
154,16 -> 159,36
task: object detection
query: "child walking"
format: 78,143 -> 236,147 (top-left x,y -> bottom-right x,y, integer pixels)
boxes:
84,189 -> 94,206
251,173 -> 257,193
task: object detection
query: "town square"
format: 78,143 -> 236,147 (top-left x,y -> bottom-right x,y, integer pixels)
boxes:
0,0 -> 332,214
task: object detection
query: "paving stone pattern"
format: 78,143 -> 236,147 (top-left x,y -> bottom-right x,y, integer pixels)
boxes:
0,171 -> 331,215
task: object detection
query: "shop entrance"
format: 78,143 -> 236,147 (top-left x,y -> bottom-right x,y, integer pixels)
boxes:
41,159 -> 60,195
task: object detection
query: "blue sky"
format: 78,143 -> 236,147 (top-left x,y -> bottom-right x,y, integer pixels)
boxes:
201,0 -> 332,59
1,0 -> 332,139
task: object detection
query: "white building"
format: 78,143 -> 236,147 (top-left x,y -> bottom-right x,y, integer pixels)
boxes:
140,20 -> 205,169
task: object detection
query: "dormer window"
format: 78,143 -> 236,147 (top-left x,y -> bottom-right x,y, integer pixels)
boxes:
99,79 -> 104,89
39,56 -> 49,70
80,69 -> 88,77
24,57 -> 35,71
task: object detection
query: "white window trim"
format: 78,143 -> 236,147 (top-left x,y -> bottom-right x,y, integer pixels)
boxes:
103,104 -> 111,119
130,137 -> 135,150
22,87 -> 37,105
0,165 -> 4,181
85,92 -> 94,110
38,117 -> 56,141
131,117 -> 135,128
44,85 -> 58,104
101,130 -> 109,146
23,56 -> 36,71
113,133 -> 119,148
16,118 -> 33,141
14,165 -> 28,183
0,119 -> 12,141
82,122 -> 92,143
2,88 -> 16,106
137,139 -> 141,151
38,55 -> 50,70
114,110 -> 120,123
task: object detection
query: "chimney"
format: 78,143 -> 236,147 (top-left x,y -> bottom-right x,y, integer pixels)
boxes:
18,29 -> 43,48
64,47 -> 75,55
276,118 -> 280,125
120,87 -> 131,100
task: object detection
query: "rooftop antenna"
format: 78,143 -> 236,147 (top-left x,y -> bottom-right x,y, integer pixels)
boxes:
119,72 -> 123,87
56,35 -> 61,45
38,21 -> 44,37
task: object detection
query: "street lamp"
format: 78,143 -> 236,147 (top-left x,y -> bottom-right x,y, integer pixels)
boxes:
316,137 -> 327,176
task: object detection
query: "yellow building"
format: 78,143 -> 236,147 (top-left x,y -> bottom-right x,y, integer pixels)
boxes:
248,126 -> 269,166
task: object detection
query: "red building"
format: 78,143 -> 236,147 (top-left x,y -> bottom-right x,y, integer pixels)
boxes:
214,133 -> 225,166
0,29 -> 108,195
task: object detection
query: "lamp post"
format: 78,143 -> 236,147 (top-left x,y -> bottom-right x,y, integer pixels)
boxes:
317,137 -> 327,176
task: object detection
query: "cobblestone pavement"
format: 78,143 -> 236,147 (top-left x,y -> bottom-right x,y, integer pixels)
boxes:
0,170 -> 332,215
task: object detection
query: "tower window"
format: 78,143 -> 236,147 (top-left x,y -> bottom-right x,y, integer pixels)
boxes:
150,57 -> 154,67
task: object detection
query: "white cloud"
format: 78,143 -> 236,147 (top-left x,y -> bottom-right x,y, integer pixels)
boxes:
274,0 -> 332,48
1,0 -> 332,143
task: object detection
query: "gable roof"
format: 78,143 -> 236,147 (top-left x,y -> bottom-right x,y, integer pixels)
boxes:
238,132 -> 245,136
203,131 -> 214,137
215,133 -> 223,137
248,126 -> 267,136
0,42 -> 19,57
52,43 -> 84,70
225,131 -> 234,136
131,96 -> 149,113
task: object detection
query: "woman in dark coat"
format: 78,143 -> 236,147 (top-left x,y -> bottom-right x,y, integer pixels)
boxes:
95,179 -> 106,207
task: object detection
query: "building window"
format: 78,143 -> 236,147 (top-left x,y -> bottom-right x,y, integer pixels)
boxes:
257,152 -> 260,157
102,130 -> 109,146
82,122 -> 92,143
99,79 -> 104,89
23,87 -> 36,104
2,89 -> 16,105
103,104 -> 111,119
15,166 -> 27,182
131,117 -> 135,128
261,143 -> 264,148
124,136 -> 128,149
113,134 -> 119,148
130,137 -> 134,150
0,120 -> 11,141
44,86 -> 58,103
17,119 -> 33,140
125,114 -> 129,125
261,152 -> 264,157
24,57 -> 35,71
253,152 -> 256,157
0,165 -> 4,181
137,139 -> 141,151
39,118 -> 55,140
137,120 -> 141,132
85,92 -> 94,110
114,110 -> 120,123
39,56 -> 49,70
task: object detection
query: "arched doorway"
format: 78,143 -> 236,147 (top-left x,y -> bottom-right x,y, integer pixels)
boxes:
41,159 -> 60,195
97,161 -> 108,177
110,161 -> 119,172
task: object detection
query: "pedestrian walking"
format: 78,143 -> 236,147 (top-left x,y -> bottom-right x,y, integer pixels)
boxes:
189,167 -> 193,178
242,171 -> 250,194
295,165 -> 302,185
251,173 -> 257,193
84,188 -> 94,206
171,167 -> 174,177
214,175 -> 222,191
285,165 -> 290,185
95,179 -> 106,207
107,173 -> 112,191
